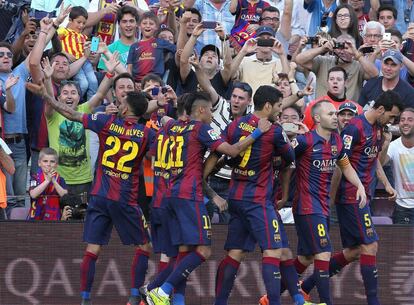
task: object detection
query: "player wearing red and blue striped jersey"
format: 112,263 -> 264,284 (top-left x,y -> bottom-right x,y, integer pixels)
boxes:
208,86 -> 296,305
147,91 -> 271,305
292,101 -> 366,305
33,86 -> 156,305
326,91 -> 402,305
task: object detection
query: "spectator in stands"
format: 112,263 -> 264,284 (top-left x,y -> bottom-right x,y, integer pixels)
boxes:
184,0 -> 234,48
358,49 -> 414,108
228,0 -> 269,50
337,102 -> 358,132
329,4 -> 362,48
259,1 -> 293,54
295,33 -> 379,102
0,40 -> 32,216
0,137 -> 14,220
28,147 -> 68,221
304,0 -> 338,36
268,0 -> 306,36
127,11 -> 176,86
302,66 -> 363,130
176,8 -> 204,56
57,6 -> 98,100
360,21 -> 384,48
377,5 -> 397,30
389,0 -> 414,35
234,26 -> 289,94
349,0 -> 379,35
41,51 -> 120,197
98,5 -> 139,70
381,108 -> 414,225
180,23 -> 233,98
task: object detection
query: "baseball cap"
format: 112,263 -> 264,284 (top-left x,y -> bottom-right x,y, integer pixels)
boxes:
382,49 -> 403,64
256,26 -> 275,37
338,102 -> 358,114
200,44 -> 220,60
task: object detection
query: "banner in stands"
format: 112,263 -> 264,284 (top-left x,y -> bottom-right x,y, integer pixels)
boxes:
0,223 -> 413,305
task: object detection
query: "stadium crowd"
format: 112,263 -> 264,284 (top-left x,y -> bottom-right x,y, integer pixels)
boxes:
0,0 -> 414,304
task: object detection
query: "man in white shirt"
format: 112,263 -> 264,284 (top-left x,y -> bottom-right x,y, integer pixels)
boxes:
382,108 -> 414,224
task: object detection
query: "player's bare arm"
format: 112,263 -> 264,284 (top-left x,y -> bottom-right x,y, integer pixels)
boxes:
217,118 -> 272,158
375,159 -> 397,200
338,156 -> 367,208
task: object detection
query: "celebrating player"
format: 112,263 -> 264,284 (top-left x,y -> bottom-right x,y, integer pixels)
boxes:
205,86 -> 297,305
27,81 -> 156,305
292,101 -> 366,305
146,92 -> 271,305
301,91 -> 402,305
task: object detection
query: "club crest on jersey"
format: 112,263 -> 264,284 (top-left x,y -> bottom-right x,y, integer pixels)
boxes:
343,135 -> 353,149
331,145 -> 337,155
151,42 -> 157,48
274,233 -> 281,242
291,138 -> 298,148
320,238 -> 328,247
91,114 -> 98,120
208,129 -> 221,140
377,129 -> 381,139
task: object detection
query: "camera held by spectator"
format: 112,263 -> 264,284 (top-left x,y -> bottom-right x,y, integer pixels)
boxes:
60,194 -> 87,221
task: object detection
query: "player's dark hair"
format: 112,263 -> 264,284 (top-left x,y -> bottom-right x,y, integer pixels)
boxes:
311,100 -> 332,120
385,28 -> 402,43
377,5 -> 397,20
328,66 -> 348,80
117,5 -> 139,23
184,8 -> 202,22
177,93 -> 192,116
261,6 -> 280,16
141,73 -> 164,88
253,85 -> 283,111
373,90 -> 403,112
125,91 -> 149,116
58,80 -> 81,97
50,52 -> 70,63
0,41 -> 12,52
113,73 -> 134,89
184,91 -> 211,116
39,147 -> 58,161
140,11 -> 159,26
69,6 -> 88,20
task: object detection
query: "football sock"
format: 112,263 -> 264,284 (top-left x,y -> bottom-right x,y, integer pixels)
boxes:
262,257 -> 281,305
214,255 -> 241,305
147,258 -> 176,291
280,259 -> 304,304
314,259 -> 332,305
131,249 -> 149,295
80,251 -> 98,299
360,254 -> 380,305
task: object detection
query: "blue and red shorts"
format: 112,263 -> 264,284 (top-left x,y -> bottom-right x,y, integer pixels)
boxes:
167,197 -> 212,246
83,195 -> 150,246
224,199 -> 284,252
294,214 -> 331,256
336,203 -> 379,248
151,199 -> 178,257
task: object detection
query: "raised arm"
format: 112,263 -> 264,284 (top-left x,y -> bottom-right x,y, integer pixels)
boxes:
85,3 -> 121,28
229,0 -> 238,15
180,23 -> 204,81
189,55 -> 219,104
278,0 -> 293,41
229,38 -> 257,79
2,75 -> 19,113
347,41 -> 378,79
176,11 -> 192,51
295,39 -> 334,70
86,51 -> 120,111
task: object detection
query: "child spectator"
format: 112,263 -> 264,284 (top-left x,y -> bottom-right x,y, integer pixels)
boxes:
28,147 -> 68,221
127,11 -> 176,87
57,6 -> 98,100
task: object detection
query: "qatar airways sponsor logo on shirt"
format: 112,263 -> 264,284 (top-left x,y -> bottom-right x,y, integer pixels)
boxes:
364,145 -> 379,158
312,158 -> 337,172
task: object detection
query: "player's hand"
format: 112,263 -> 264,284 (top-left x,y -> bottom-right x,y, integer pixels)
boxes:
61,206 -> 72,220
385,184 -> 397,201
105,103 -> 119,115
258,118 -> 272,133
356,184 -> 367,209
212,194 -> 228,212
277,198 -> 287,210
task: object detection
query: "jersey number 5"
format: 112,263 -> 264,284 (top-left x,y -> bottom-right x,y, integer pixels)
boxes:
101,136 -> 139,173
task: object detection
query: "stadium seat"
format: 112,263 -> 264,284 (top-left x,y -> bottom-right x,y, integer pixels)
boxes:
372,216 -> 393,225
9,207 -> 30,220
